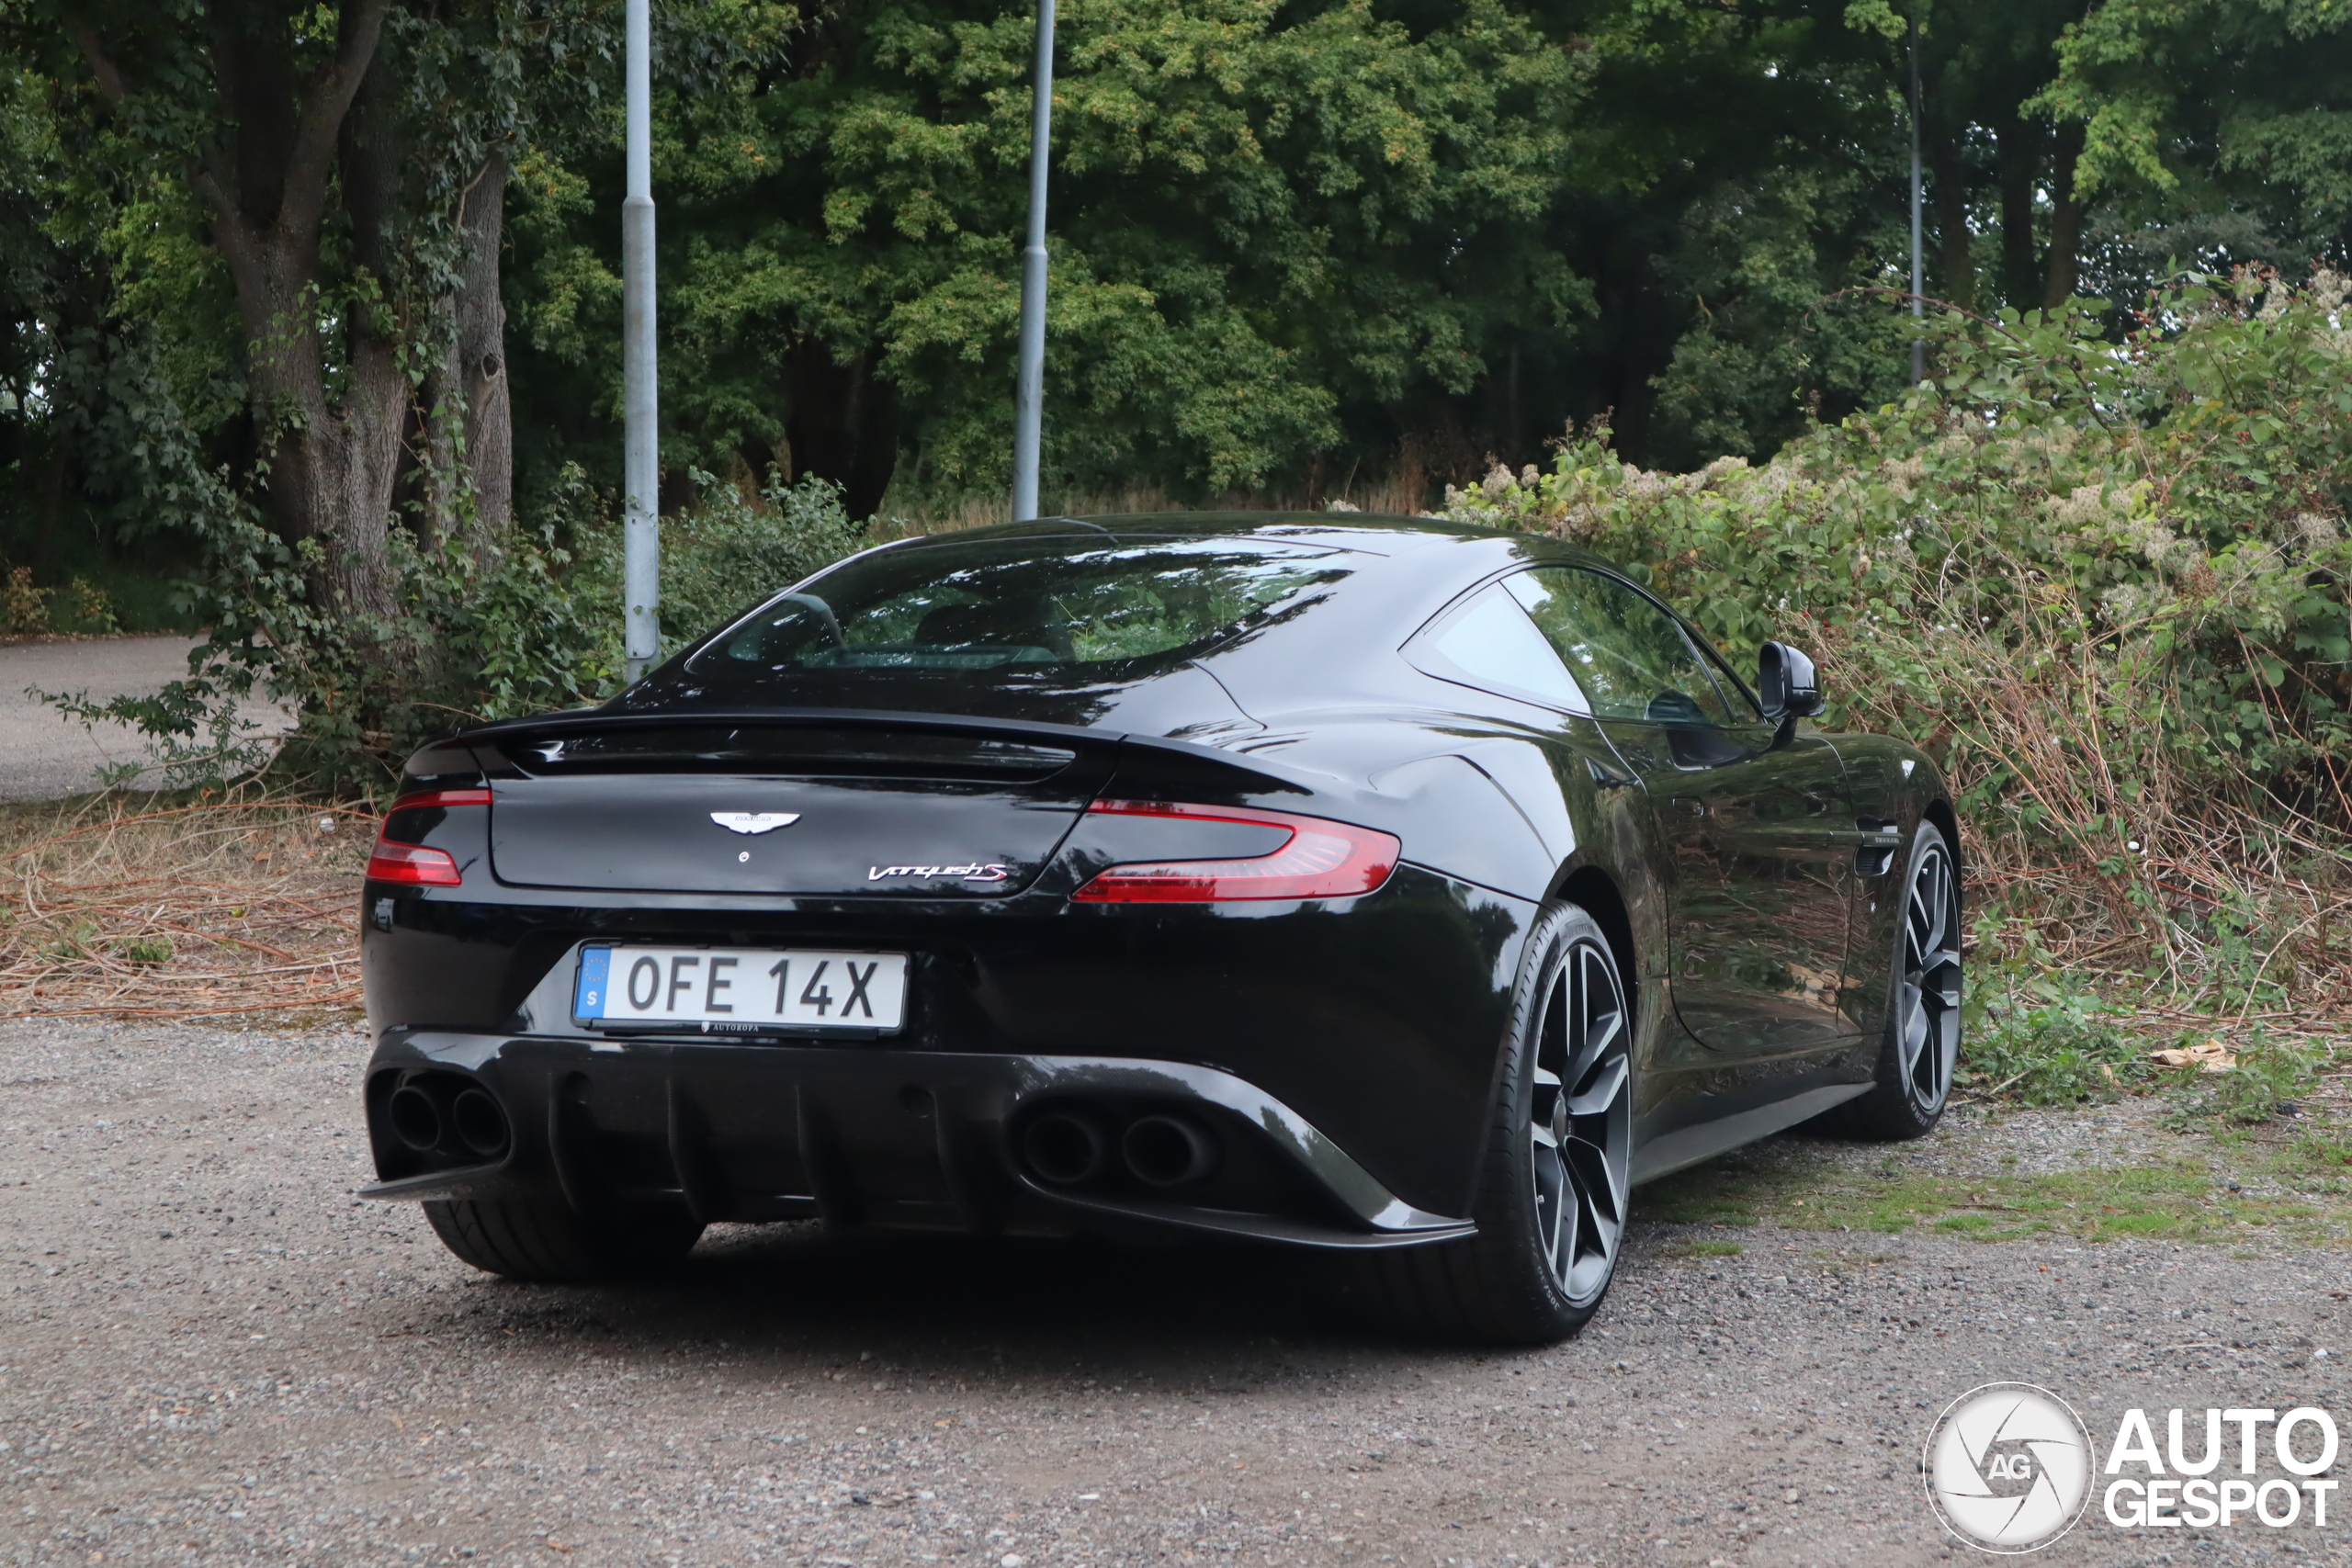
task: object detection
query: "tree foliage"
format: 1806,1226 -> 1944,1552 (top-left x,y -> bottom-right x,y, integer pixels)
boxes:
3,0 -> 2352,797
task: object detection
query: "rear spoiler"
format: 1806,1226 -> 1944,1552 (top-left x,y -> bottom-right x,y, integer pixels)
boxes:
408,707 -> 1317,807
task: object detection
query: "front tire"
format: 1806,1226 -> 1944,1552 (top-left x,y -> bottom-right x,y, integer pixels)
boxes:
1366,902 -> 1633,1343
422,1198 -> 704,1282
1828,820 -> 1962,1141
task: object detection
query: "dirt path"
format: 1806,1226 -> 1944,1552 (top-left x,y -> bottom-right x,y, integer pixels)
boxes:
2,1020 -> 2346,1567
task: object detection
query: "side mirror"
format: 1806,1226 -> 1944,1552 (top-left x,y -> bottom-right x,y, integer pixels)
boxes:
1757,641 -> 1824,744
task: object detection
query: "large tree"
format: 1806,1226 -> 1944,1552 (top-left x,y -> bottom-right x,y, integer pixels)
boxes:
29,0 -> 594,621
510,0 -> 1587,513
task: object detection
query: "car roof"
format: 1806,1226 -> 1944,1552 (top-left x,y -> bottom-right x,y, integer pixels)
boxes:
873,510 -> 1626,574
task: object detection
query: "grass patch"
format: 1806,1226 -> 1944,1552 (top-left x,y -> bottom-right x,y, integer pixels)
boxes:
1641,1148 -> 2347,1247
1664,1238 -> 1745,1258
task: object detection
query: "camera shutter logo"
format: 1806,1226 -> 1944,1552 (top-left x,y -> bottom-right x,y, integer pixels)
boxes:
1924,1382 -> 2094,1552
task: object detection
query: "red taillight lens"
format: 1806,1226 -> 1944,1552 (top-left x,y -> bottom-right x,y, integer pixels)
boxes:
390,788 -> 493,810
369,787 -> 491,886
365,840 -> 463,886
1069,800 -> 1401,903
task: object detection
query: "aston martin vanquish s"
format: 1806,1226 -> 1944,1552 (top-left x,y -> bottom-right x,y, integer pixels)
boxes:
358,513 -> 1961,1341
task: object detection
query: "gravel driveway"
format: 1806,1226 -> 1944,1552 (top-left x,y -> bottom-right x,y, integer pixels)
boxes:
3,1020 -> 2345,1567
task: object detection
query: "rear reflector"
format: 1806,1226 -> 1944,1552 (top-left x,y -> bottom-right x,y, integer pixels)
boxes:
1070,799 -> 1400,903
365,841 -> 463,886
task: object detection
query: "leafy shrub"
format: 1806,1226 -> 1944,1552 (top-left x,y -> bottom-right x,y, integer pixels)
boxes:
656,470 -> 871,655
1447,271 -> 2352,1006
1961,974 -> 2151,1105
57,578 -> 119,634
2166,1034 -> 2327,1126
45,465 -> 870,794
2,565 -> 48,634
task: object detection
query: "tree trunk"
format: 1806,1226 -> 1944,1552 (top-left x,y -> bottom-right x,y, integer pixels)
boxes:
2041,122 -> 2087,310
178,0 -> 404,624
1928,129 -> 1975,312
784,340 -> 899,519
455,151 -> 513,548
1994,114 -> 2043,313
413,149 -> 513,558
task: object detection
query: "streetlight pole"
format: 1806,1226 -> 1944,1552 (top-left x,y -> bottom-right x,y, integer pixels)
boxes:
1908,14 -> 1925,386
1010,0 -> 1056,523
622,0 -> 661,681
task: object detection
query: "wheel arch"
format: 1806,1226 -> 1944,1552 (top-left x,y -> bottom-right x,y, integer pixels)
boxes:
1548,863 -> 1638,1034
1922,796 -> 1963,891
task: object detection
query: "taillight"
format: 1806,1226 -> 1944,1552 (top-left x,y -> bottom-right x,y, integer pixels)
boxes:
1069,800 -> 1401,903
365,840 -> 464,886
390,788 -> 493,810
368,786 -> 491,886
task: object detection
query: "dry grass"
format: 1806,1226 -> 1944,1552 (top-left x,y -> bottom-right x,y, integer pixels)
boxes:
1815,544 -> 2352,1018
0,794 -> 371,1023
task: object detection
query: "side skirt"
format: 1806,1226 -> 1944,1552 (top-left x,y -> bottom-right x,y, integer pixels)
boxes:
1627,1082 -> 1871,1187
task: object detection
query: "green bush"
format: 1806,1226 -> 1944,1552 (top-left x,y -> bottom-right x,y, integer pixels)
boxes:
656,470 -> 872,656
1447,271 -> 2352,1001
45,465 -> 871,794
1962,977 -> 2151,1105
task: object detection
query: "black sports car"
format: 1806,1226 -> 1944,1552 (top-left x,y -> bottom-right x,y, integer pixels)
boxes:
358,513 -> 1962,1341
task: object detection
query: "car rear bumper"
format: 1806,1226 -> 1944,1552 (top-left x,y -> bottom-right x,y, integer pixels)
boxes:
359,1030 -> 1476,1250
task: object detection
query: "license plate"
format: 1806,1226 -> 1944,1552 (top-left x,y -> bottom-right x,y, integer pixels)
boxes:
573,944 -> 909,1032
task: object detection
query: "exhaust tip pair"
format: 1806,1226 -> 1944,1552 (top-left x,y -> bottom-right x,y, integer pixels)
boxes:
1022,1109 -> 1219,1190
388,1080 -> 511,1161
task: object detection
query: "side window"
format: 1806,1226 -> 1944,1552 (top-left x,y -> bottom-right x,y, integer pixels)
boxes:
1416,585 -> 1587,710
1502,569 -> 1736,725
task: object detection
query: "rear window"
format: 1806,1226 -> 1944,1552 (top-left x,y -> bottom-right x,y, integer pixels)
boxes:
694,536 -> 1353,680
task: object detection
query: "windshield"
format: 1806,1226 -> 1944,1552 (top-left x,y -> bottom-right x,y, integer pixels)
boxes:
693,536 -> 1355,680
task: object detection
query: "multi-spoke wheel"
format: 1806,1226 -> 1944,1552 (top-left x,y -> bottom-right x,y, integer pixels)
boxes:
1829,820 -> 1963,1141
1528,931 -> 1633,1307
1363,902 -> 1633,1342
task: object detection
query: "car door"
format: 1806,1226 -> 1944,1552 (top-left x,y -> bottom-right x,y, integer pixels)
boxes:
1500,567 -> 1860,1059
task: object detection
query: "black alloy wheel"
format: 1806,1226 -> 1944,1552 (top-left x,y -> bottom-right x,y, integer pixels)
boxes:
1831,820 -> 1962,1141
1364,902 -> 1632,1342
1529,923 -> 1634,1306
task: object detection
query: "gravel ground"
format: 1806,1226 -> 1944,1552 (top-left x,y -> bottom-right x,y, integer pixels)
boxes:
3,1020 -> 2346,1567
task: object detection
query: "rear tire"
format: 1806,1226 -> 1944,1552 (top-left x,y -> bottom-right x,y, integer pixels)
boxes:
1364,902 -> 1633,1344
1824,820 -> 1962,1141
422,1198 -> 704,1282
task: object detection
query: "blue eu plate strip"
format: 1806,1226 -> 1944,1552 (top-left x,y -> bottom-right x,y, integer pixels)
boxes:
573,946 -> 612,1020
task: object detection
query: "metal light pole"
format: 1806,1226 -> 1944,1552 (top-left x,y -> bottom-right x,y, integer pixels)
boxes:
622,0 -> 661,681
1010,0 -> 1056,523
1908,15 -> 1925,386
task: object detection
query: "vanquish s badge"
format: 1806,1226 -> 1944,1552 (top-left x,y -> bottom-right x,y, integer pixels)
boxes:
710,812 -> 800,834
867,863 -> 1012,883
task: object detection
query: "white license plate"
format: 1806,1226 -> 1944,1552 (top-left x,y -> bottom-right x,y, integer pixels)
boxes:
573,945 -> 909,1032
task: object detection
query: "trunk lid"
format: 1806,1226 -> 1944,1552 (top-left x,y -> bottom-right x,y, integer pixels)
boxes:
477,717 -> 1112,896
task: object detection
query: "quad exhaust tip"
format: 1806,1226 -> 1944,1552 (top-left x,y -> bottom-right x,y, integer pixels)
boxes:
451,1087 -> 512,1158
1122,1114 -> 1219,1188
1019,1107 -> 1222,1190
1022,1111 -> 1108,1186
388,1084 -> 444,1153
387,1078 -> 512,1161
